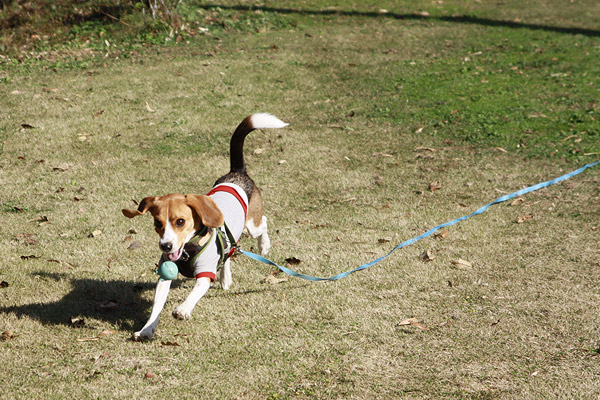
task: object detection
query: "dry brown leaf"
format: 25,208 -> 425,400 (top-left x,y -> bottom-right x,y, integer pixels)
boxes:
0,281 -> 9,288
161,341 -> 181,347
98,329 -> 115,337
398,318 -> 429,330
517,214 -> 534,223
145,371 -> 158,381
429,181 -> 442,192
510,197 -> 525,206
434,230 -> 449,239
52,163 -> 73,172
421,250 -> 435,262
450,258 -> 473,270
1,330 -> 17,340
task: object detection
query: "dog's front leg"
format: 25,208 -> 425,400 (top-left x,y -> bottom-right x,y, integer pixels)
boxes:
134,278 -> 172,340
173,277 -> 211,320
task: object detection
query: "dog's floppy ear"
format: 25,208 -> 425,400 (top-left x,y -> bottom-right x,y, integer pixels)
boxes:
185,194 -> 224,228
122,196 -> 159,218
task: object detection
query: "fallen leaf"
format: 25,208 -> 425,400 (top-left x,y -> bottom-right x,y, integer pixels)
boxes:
510,197 -> 525,206
398,318 -> 429,330
33,215 -> 50,226
517,214 -> 534,223
96,300 -> 119,311
21,123 -> 36,129
42,88 -> 59,93
493,147 -> 508,153
262,274 -> 289,284
421,250 -> 435,262
0,281 -> 9,288
378,238 -> 391,244
450,258 -> 473,270
52,163 -> 73,172
433,230 -> 449,239
253,148 -> 266,155
145,102 -> 156,113
145,372 -> 158,381
1,330 -> 18,340
429,181 -> 442,192
89,230 -> 103,238
93,110 -> 104,117
98,329 -> 115,337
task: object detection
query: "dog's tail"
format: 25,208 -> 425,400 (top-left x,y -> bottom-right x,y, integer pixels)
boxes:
229,113 -> 288,174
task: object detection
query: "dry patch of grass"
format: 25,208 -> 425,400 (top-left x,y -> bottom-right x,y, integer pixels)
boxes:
1,2 -> 600,399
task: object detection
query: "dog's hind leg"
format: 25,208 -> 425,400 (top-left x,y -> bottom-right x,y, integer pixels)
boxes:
246,215 -> 271,256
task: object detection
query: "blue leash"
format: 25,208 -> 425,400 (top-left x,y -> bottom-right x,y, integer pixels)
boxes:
240,159 -> 600,282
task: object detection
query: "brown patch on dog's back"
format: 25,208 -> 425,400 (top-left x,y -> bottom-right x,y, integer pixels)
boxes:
247,186 -> 264,227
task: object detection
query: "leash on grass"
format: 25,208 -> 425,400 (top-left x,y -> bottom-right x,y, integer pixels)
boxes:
239,159 -> 600,282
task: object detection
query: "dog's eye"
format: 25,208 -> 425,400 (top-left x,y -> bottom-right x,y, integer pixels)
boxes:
175,218 -> 185,227
154,219 -> 163,230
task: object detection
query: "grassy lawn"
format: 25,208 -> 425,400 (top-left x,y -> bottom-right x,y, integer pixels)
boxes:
1,1 -> 599,398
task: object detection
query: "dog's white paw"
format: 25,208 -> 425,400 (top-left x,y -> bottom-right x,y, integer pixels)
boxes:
172,306 -> 192,321
134,328 -> 155,341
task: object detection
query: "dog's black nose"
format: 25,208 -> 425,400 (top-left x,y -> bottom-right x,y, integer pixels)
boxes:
160,242 -> 172,252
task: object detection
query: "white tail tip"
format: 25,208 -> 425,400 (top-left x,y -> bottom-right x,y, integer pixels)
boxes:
249,113 -> 289,130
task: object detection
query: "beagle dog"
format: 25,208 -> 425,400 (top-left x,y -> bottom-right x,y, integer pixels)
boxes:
123,113 -> 288,340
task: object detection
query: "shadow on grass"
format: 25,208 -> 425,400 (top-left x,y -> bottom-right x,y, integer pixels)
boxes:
0,272 -> 160,331
0,271 -> 302,331
201,4 -> 600,37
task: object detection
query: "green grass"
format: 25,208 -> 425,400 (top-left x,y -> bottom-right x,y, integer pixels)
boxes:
1,1 -> 600,398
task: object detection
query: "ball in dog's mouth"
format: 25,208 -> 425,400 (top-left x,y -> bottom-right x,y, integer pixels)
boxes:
167,247 -> 182,262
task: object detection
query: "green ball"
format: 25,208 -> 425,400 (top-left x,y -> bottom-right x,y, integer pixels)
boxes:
157,261 -> 178,280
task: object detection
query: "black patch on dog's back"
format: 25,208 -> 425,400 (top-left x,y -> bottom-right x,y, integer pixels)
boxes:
214,172 -> 256,201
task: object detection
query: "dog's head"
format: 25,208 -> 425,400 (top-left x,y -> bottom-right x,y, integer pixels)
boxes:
122,194 -> 224,261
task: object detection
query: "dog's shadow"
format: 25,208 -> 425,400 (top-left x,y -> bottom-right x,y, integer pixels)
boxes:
0,271 -> 284,332
0,272 -> 163,331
